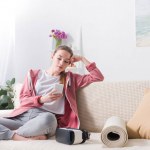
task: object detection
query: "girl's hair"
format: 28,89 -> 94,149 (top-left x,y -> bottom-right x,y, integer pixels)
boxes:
53,45 -> 73,85
54,45 -> 73,58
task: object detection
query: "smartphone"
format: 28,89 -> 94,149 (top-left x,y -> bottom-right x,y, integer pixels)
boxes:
53,83 -> 64,94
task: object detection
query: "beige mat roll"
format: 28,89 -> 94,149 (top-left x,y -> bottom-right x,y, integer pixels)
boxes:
101,116 -> 128,147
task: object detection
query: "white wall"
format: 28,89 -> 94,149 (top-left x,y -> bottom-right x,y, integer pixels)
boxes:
15,0 -> 150,82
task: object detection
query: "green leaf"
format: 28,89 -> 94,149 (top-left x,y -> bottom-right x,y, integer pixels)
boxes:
0,77 -> 15,109
5,84 -> 14,92
6,80 -> 11,86
0,89 -> 7,96
0,96 -> 9,108
8,92 -> 14,98
0,104 -> 5,110
0,95 -> 14,109
11,78 -> 15,85
6,103 -> 14,109
6,98 -> 14,109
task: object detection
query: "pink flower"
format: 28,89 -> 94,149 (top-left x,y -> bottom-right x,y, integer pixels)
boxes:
49,29 -> 67,40
49,29 -> 67,48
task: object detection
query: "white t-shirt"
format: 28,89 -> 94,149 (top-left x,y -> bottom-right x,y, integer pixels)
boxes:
35,70 -> 65,114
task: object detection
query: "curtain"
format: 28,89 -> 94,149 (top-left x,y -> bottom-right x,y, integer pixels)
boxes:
0,1 -> 15,85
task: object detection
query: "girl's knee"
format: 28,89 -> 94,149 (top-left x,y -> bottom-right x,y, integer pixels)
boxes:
41,113 -> 57,137
41,112 -> 57,127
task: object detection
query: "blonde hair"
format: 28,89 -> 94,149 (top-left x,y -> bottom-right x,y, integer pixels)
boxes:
53,45 -> 73,85
54,45 -> 73,58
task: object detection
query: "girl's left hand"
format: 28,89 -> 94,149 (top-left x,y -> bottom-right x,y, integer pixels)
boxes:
70,55 -> 82,66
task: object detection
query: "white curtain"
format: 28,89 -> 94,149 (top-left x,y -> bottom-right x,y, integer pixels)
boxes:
0,0 -> 15,85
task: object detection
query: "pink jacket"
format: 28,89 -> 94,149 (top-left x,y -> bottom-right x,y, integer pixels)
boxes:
10,62 -> 104,128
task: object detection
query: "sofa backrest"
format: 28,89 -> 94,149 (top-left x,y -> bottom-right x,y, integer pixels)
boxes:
77,81 -> 150,132
14,81 -> 150,133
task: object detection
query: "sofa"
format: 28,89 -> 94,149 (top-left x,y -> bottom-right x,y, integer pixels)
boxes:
1,81 -> 150,150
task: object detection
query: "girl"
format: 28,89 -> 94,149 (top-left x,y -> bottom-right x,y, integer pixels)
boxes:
0,45 -> 104,140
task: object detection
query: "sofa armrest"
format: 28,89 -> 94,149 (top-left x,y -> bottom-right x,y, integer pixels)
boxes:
0,109 -> 14,117
14,83 -> 22,108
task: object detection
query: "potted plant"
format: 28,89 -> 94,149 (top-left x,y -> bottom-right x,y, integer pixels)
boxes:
0,78 -> 15,110
49,29 -> 67,49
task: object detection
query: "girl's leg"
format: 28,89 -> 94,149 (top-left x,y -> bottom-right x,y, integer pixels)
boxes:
16,112 -> 57,138
0,117 -> 47,140
0,117 -> 22,140
0,124 -> 15,140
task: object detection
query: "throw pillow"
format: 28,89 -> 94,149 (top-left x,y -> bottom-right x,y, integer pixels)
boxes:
127,89 -> 150,139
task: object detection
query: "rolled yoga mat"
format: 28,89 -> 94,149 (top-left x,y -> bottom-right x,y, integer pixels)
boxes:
100,116 -> 128,147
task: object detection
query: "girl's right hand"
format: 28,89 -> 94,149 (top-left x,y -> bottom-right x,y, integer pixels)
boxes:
39,89 -> 63,104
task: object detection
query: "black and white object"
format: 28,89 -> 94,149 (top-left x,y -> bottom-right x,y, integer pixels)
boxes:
55,128 -> 90,145
53,83 -> 64,94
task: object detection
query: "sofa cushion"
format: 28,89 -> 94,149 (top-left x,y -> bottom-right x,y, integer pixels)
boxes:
14,83 -> 23,108
127,89 -> 150,139
1,133 -> 150,150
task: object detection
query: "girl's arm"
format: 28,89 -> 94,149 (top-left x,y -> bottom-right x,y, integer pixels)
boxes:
70,55 -> 104,89
19,73 -> 42,107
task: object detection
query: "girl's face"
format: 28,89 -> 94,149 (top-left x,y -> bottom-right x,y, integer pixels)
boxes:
51,49 -> 72,73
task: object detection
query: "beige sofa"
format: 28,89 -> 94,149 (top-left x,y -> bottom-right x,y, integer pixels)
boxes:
1,81 -> 150,150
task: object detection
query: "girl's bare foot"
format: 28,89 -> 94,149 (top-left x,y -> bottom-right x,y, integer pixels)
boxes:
12,133 -> 47,141
30,135 -> 47,140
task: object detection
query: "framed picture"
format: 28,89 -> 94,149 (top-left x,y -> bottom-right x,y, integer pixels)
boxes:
136,0 -> 150,47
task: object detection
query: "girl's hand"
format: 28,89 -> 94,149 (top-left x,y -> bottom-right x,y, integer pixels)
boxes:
70,55 -> 82,66
71,55 -> 91,66
39,89 -> 63,103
